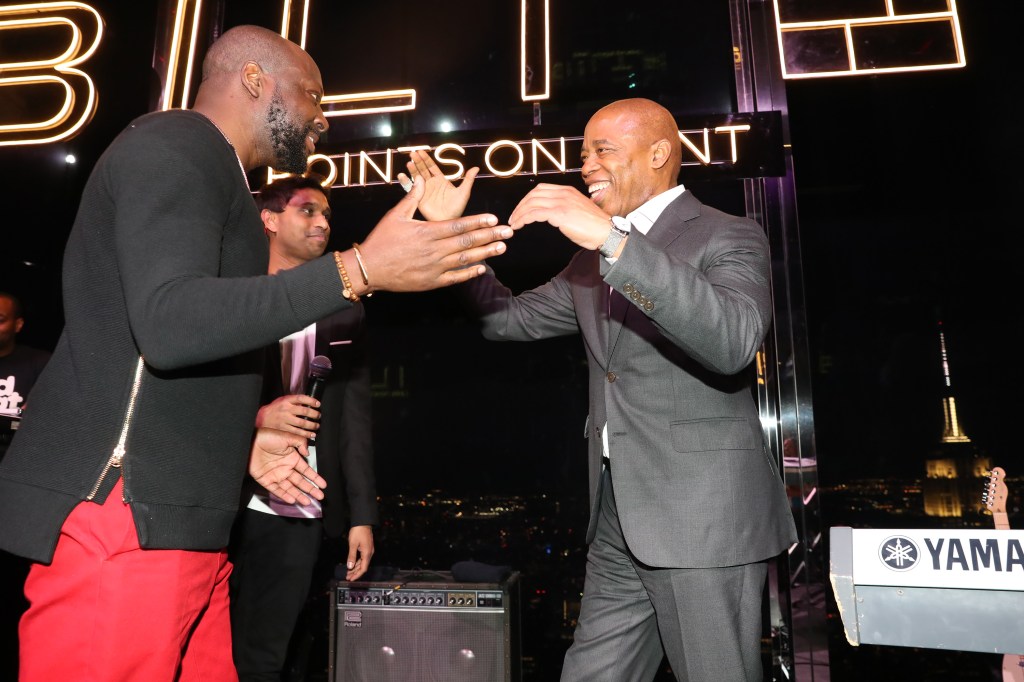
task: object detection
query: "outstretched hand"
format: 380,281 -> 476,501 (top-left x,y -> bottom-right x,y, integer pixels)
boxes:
355,175 -> 512,292
248,427 -> 326,506
397,149 -> 478,221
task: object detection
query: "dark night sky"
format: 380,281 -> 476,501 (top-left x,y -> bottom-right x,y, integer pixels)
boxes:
1,1 -> 1018,490
786,2 -> 1022,483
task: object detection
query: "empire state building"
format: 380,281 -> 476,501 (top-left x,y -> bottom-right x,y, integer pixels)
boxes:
923,323 -> 990,518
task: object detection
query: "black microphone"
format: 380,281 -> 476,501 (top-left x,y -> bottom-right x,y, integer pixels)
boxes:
304,355 -> 332,444
306,355 -> 333,402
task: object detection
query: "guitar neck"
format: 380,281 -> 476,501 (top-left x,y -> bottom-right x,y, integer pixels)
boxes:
994,512 -> 1010,531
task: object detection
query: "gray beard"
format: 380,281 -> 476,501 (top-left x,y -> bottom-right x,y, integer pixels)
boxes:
267,96 -> 310,173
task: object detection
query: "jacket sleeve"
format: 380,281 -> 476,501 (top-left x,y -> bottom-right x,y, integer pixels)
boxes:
603,215 -> 772,375
459,254 -> 585,342
105,119 -> 348,370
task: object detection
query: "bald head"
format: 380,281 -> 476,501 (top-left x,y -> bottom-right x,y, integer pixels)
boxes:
202,25 -> 311,82
193,25 -> 328,173
592,98 -> 683,174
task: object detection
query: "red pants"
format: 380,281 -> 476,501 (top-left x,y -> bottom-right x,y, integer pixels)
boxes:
19,480 -> 237,681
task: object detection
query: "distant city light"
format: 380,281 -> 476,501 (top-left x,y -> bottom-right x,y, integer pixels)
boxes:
379,124 -> 392,137
439,120 -> 454,133
65,154 -> 77,164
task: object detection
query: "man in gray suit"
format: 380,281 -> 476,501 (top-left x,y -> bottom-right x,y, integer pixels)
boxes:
404,98 -> 797,681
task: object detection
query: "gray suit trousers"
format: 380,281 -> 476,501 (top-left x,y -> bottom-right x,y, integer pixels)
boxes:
561,464 -> 767,682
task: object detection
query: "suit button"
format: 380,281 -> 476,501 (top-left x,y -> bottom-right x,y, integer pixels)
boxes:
644,300 -> 654,311
606,372 -> 617,383
623,283 -> 635,294
630,291 -> 640,301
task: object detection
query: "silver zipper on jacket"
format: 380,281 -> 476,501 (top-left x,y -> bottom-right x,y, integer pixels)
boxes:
86,355 -> 145,502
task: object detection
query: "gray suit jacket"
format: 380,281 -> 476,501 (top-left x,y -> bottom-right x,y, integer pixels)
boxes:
463,190 -> 797,568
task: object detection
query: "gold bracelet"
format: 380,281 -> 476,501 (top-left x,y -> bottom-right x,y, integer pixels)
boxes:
351,242 -> 373,297
333,251 -> 359,302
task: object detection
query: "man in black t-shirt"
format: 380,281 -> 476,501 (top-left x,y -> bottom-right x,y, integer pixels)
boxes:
0,292 -> 50,460
0,291 -> 50,680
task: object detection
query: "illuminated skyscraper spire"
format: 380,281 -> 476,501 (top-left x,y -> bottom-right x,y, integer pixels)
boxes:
939,323 -> 970,444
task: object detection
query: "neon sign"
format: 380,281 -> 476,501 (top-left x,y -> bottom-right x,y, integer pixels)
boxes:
272,114 -> 782,191
156,0 -> 204,111
0,0 -> 783,184
0,1 -> 103,146
155,0 -> 550,115
773,0 -> 966,79
521,0 -> 550,101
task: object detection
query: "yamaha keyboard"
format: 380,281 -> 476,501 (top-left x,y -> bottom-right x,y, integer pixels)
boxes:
830,526 -> 1024,652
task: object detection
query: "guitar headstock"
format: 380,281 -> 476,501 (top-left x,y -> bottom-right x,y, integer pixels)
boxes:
983,467 -> 1007,515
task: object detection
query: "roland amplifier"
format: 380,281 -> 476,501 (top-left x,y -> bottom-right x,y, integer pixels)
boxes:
329,571 -> 521,682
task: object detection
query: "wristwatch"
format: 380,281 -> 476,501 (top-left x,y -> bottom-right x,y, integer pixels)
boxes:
599,216 -> 631,258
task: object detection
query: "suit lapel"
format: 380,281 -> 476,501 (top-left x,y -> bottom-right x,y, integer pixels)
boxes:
314,316 -> 332,357
648,190 -> 700,249
262,341 -> 284,404
596,271 -> 612,364
607,288 -> 630,358
572,251 -> 611,367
